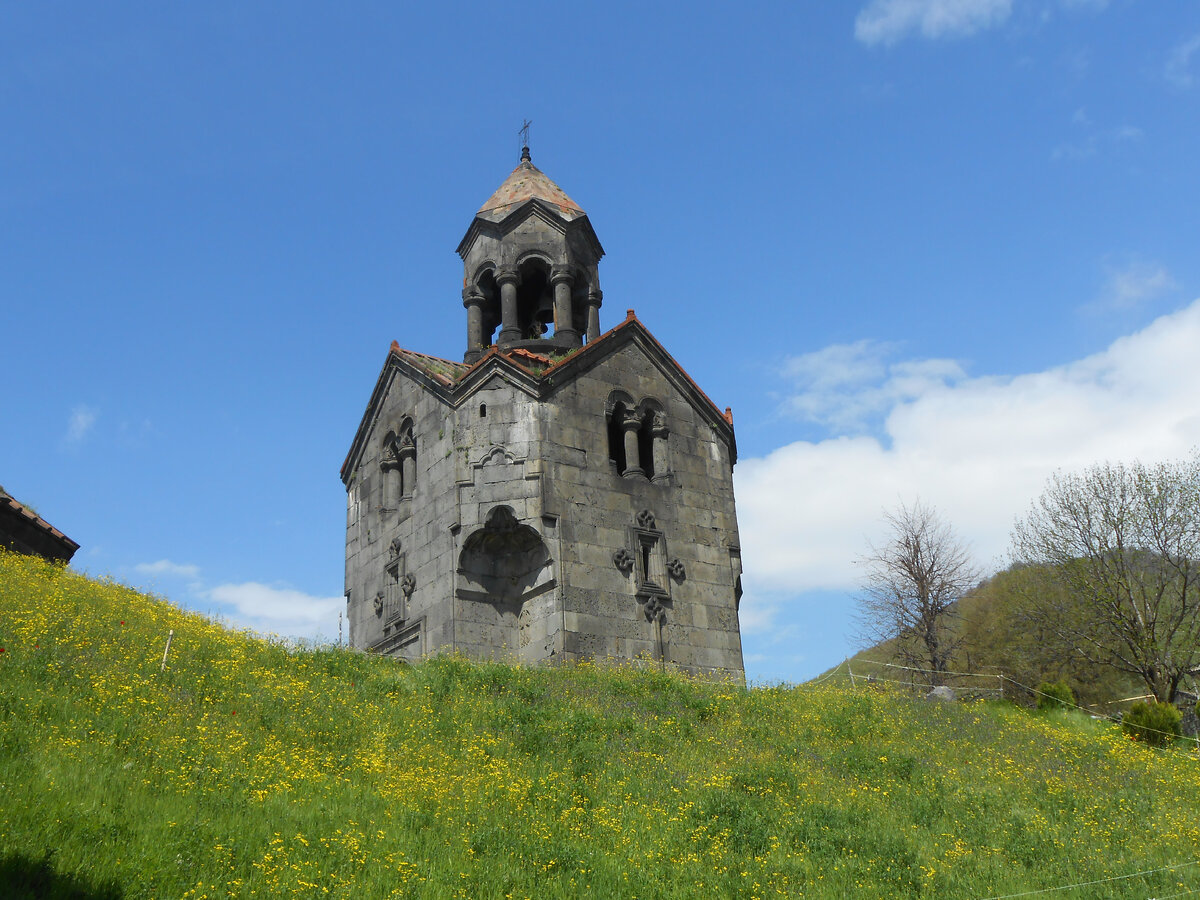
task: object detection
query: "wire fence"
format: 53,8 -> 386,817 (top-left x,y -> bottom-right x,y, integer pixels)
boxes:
845,657 -> 1005,701
815,657 -> 1199,750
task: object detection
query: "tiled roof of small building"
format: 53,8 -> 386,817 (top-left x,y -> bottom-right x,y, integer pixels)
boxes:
476,156 -> 585,224
0,484 -> 79,561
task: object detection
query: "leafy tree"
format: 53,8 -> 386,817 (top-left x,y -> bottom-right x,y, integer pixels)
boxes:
1010,453 -> 1200,703
855,501 -> 979,685
957,565 -> 1142,707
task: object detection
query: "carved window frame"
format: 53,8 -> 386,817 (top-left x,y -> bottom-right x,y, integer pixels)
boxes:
603,392 -> 671,483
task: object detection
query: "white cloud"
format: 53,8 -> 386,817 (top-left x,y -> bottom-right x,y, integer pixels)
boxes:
855,0 -> 1012,46
134,559 -> 201,579
1165,33 -> 1200,88
782,340 -> 966,432
1053,118 -> 1144,163
1094,261 -> 1176,311
66,405 -> 98,443
737,298 -> 1200,599
738,599 -> 781,636
206,581 -> 344,639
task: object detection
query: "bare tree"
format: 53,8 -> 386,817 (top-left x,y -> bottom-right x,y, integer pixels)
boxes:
855,501 -> 980,683
1010,454 -> 1200,703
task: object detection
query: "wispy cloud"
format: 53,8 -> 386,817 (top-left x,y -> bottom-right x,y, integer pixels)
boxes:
738,297 -> 1200,599
1165,33 -> 1200,88
1052,113 -> 1144,163
127,562 -> 341,640
854,1 -> 1111,47
206,582 -> 343,639
855,0 -> 1013,46
781,340 -> 967,433
134,559 -> 201,579
1092,261 -> 1176,311
65,405 -> 98,443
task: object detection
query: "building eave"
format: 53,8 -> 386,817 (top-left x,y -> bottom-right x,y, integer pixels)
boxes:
456,200 -> 604,261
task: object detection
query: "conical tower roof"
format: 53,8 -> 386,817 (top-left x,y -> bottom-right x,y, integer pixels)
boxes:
476,149 -> 585,224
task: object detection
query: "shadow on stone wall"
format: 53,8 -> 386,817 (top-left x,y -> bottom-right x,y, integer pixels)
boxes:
0,851 -> 123,900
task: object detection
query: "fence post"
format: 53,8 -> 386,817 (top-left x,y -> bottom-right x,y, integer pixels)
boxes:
160,629 -> 174,672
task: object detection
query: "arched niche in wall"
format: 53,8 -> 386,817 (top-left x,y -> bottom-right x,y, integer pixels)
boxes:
456,506 -> 555,606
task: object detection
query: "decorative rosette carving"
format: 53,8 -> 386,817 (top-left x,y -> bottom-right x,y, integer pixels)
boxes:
401,573 -> 416,597
612,548 -> 635,574
666,558 -> 686,580
642,595 -> 665,623
636,510 -> 656,530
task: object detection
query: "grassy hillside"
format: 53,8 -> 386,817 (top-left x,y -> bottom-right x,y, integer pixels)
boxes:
2,550 -> 1199,899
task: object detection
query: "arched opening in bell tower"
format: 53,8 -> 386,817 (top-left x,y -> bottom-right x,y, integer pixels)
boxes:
515,258 -> 554,339
475,268 -> 500,347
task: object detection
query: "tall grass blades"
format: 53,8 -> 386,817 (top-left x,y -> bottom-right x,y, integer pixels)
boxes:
2,549 -> 1199,898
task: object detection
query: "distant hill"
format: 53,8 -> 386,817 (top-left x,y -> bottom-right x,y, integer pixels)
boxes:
2,549 -> 1199,899
843,564 -> 1154,709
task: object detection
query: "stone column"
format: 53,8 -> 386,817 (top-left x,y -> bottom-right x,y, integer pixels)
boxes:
621,411 -> 644,478
497,268 -> 521,345
650,413 -> 670,483
551,267 -> 579,346
463,288 -> 486,362
586,286 -> 603,342
399,438 -> 417,500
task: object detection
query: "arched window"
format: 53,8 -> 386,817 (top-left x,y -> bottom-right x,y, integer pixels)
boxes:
637,416 -> 655,480
380,431 -> 401,508
381,418 -> 417,505
606,392 -> 635,476
606,394 -> 669,482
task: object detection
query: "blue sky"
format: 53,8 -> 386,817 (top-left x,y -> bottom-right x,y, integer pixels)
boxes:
4,1 -> 1199,683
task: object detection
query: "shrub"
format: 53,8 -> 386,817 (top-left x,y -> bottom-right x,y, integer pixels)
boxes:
1122,701 -> 1182,748
1036,680 -> 1074,710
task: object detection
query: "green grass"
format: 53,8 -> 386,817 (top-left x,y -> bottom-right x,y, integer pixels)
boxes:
2,549 -> 1200,898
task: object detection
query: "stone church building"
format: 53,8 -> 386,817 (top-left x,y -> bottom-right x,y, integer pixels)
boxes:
341,147 -> 744,679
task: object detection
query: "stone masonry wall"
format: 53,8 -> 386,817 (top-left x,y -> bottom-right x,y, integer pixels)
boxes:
346,339 -> 744,681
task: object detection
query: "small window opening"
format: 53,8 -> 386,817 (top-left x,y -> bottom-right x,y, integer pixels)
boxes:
607,403 -> 628,474
640,542 -> 652,583
479,403 -> 487,418
637,417 -> 655,479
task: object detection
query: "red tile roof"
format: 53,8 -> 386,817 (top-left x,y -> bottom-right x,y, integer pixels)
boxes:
476,158 -> 585,223
0,486 -> 79,560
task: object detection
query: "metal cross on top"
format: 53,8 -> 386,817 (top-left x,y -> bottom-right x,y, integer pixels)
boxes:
519,119 -> 531,155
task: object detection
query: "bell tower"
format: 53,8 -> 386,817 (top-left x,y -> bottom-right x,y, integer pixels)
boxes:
457,145 -> 605,363
342,146 -> 745,681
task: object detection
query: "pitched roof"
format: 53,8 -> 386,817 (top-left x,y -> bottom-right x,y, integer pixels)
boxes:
342,313 -> 737,481
476,157 -> 585,224
390,344 -> 470,386
0,485 -> 79,562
